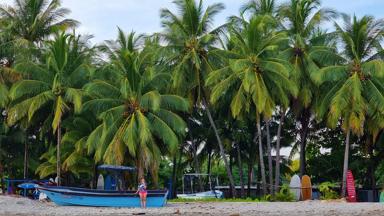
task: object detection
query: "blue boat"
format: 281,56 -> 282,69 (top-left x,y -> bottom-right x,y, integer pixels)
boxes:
37,186 -> 168,207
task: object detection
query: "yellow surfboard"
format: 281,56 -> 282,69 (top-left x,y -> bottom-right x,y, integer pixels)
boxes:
301,175 -> 312,201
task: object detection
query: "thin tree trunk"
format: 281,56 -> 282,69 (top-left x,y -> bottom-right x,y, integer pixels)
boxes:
187,121 -> 204,191
274,110 -> 285,193
175,147 -> 183,196
92,163 -> 98,189
23,132 -> 28,179
171,154 -> 177,199
236,143 -> 245,198
57,121 -> 61,186
207,149 -> 212,175
266,120 -> 273,194
203,98 -> 237,197
299,109 -> 310,177
256,159 -> 261,196
247,163 -> 252,197
256,117 -> 267,195
342,129 -> 351,197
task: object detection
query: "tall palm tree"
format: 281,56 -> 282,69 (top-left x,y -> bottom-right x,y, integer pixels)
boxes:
83,29 -> 189,183
0,0 -> 78,44
313,15 -> 384,197
160,0 -> 239,196
7,32 -> 92,185
240,0 -> 280,195
207,15 -> 297,195
278,0 -> 337,176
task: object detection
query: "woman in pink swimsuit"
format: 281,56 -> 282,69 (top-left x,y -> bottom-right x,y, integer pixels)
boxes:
135,177 -> 147,208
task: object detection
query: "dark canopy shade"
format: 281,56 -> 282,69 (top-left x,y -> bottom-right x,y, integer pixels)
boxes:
97,164 -> 136,172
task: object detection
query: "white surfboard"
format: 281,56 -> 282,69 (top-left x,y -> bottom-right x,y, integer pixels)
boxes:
96,174 -> 104,190
289,174 -> 301,201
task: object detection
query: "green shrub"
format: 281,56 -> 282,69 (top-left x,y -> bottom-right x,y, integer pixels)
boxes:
275,184 -> 295,202
318,182 -> 339,200
261,184 -> 295,202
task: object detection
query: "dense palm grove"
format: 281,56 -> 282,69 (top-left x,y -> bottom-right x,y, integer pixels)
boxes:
1,0 -> 384,198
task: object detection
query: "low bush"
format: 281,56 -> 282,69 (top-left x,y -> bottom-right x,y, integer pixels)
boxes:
318,182 -> 339,200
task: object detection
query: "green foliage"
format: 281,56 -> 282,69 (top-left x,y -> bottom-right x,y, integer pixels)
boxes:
318,182 -> 339,200
275,184 -> 296,201
261,184 -> 295,202
1,0 -> 384,197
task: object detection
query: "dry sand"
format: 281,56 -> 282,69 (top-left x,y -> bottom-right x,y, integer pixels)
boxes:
1,195 -> 384,216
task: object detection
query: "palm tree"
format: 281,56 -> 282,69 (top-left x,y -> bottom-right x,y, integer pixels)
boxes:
278,0 -> 337,176
160,0 -> 239,196
7,32 -> 92,185
207,15 -> 297,195
83,29 -> 189,184
36,112 -> 98,182
241,0 -> 276,16
0,0 -> 78,44
313,15 -> 384,197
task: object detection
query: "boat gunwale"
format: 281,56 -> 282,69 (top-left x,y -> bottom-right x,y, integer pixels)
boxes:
38,186 -> 168,197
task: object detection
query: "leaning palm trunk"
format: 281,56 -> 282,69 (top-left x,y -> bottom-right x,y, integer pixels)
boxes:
266,120 -> 273,194
274,110 -> 285,193
256,117 -> 267,195
57,121 -> 61,186
203,98 -> 237,197
341,129 -> 351,197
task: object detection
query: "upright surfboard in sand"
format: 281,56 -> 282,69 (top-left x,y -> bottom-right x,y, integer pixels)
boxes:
380,192 -> 384,203
301,175 -> 312,200
346,170 -> 356,202
96,174 -> 104,190
290,174 -> 301,201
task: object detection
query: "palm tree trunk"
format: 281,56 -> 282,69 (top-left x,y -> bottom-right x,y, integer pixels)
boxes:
171,154 -> 178,199
57,121 -> 61,186
137,160 -> 144,181
187,121 -> 204,191
274,110 -> 285,193
23,132 -> 28,179
203,98 -> 237,197
256,117 -> 267,195
266,120 -> 273,194
342,129 -> 351,197
207,149 -> 212,175
299,109 -> 310,177
247,163 -> 252,197
236,142 -> 245,198
92,163 -> 98,189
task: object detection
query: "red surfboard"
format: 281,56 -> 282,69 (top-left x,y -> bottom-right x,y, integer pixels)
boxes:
346,170 -> 356,202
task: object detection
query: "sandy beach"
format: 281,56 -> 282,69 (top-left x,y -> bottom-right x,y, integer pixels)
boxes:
1,195 -> 384,216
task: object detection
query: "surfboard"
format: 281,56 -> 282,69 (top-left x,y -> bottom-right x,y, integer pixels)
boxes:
289,174 -> 301,201
380,192 -> 384,203
301,175 -> 312,200
346,170 -> 356,202
96,174 -> 104,190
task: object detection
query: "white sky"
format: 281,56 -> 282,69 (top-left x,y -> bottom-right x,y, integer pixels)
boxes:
2,0 -> 384,44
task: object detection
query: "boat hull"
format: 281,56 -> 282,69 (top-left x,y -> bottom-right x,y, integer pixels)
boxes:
37,186 -> 168,207
177,190 -> 223,199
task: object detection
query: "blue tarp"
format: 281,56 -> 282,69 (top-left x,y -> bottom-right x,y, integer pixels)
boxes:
18,183 -> 38,189
97,164 -> 136,172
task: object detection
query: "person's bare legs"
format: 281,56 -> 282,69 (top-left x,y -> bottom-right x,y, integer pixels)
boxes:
143,193 -> 147,208
139,193 -> 144,208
